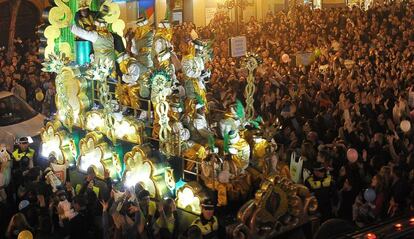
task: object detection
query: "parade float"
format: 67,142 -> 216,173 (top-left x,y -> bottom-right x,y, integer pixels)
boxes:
38,0 -> 318,237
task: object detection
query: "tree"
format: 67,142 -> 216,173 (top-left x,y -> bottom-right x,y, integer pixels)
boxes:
7,0 -> 22,62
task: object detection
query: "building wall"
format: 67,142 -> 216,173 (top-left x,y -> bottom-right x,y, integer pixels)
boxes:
0,0 -> 43,45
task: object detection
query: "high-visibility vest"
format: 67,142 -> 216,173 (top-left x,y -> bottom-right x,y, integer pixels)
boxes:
140,200 -> 157,220
155,214 -> 175,233
306,175 -> 332,189
191,216 -> 219,238
12,148 -> 35,162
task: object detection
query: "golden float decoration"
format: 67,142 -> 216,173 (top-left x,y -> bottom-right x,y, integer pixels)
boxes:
78,131 -> 122,180
176,181 -> 208,215
55,67 -> 89,129
40,121 -> 77,165
236,173 -> 318,237
115,83 -> 140,109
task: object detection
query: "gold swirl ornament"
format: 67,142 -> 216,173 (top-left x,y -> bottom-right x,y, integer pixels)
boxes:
78,131 -> 122,180
55,67 -> 89,128
122,145 -> 159,197
40,121 -> 77,165
49,0 -> 72,28
243,55 -> 259,120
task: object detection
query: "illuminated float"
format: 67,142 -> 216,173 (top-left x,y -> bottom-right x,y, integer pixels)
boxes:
39,0 -> 319,237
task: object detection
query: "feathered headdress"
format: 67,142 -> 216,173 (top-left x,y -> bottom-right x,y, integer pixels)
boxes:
248,116 -> 263,129
235,100 -> 245,119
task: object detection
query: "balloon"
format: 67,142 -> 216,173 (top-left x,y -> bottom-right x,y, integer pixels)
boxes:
346,148 -> 358,163
363,188 -> 376,203
281,54 -> 290,63
18,230 -> 33,239
400,120 -> 411,133
35,91 -> 44,102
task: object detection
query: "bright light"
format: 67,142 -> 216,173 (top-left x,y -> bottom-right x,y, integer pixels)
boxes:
79,148 -> 103,172
41,140 -> 60,158
365,233 -> 377,239
177,187 -> 201,214
410,218 -> 414,224
86,113 -> 105,131
114,120 -> 134,139
124,169 -> 150,188
58,112 -> 65,121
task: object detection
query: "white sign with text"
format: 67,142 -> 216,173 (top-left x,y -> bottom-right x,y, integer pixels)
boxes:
229,36 -> 247,58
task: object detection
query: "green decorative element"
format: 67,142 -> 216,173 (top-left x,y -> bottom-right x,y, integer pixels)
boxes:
195,93 -> 205,106
223,132 -> 230,154
179,101 -> 184,111
208,135 -> 215,150
235,100 -> 245,119
62,0 -> 77,57
149,70 -> 171,84
114,143 -> 126,175
90,0 -> 100,11
41,53 -> 70,73
248,116 -> 263,129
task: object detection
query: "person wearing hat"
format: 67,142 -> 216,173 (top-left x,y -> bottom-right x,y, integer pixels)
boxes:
71,13 -> 116,64
74,0 -> 97,32
224,129 -> 251,175
131,17 -> 154,69
304,161 -> 336,222
190,198 -> 219,239
169,95 -> 191,152
12,137 -> 35,190
184,94 -> 214,144
181,38 -> 210,112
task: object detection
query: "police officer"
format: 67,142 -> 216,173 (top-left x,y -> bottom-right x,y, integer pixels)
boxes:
304,161 -> 336,222
12,137 -> 36,194
12,137 -> 35,173
190,199 -> 219,239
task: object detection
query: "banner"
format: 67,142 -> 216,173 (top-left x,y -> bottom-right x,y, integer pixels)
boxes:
139,0 -> 155,24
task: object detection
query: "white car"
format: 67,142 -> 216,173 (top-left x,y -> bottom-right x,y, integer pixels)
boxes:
0,91 -> 45,152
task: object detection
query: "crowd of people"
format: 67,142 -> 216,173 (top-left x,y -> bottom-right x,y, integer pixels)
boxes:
1,1 -> 414,238
0,38 -> 56,117
173,0 -> 414,230
192,0 -> 414,227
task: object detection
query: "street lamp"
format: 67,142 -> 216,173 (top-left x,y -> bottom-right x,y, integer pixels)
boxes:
217,0 -> 254,34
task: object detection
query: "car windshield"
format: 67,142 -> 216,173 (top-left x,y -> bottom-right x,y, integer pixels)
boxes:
0,95 -> 38,126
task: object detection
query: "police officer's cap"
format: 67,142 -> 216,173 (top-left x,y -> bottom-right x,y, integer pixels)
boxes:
313,162 -> 325,172
201,198 -> 215,210
18,137 -> 29,144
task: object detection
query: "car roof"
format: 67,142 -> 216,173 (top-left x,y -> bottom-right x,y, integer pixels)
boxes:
0,91 -> 13,98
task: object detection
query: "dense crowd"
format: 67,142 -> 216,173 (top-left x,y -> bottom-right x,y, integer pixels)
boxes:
1,1 -> 414,239
0,38 -> 56,117
174,0 -> 414,229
